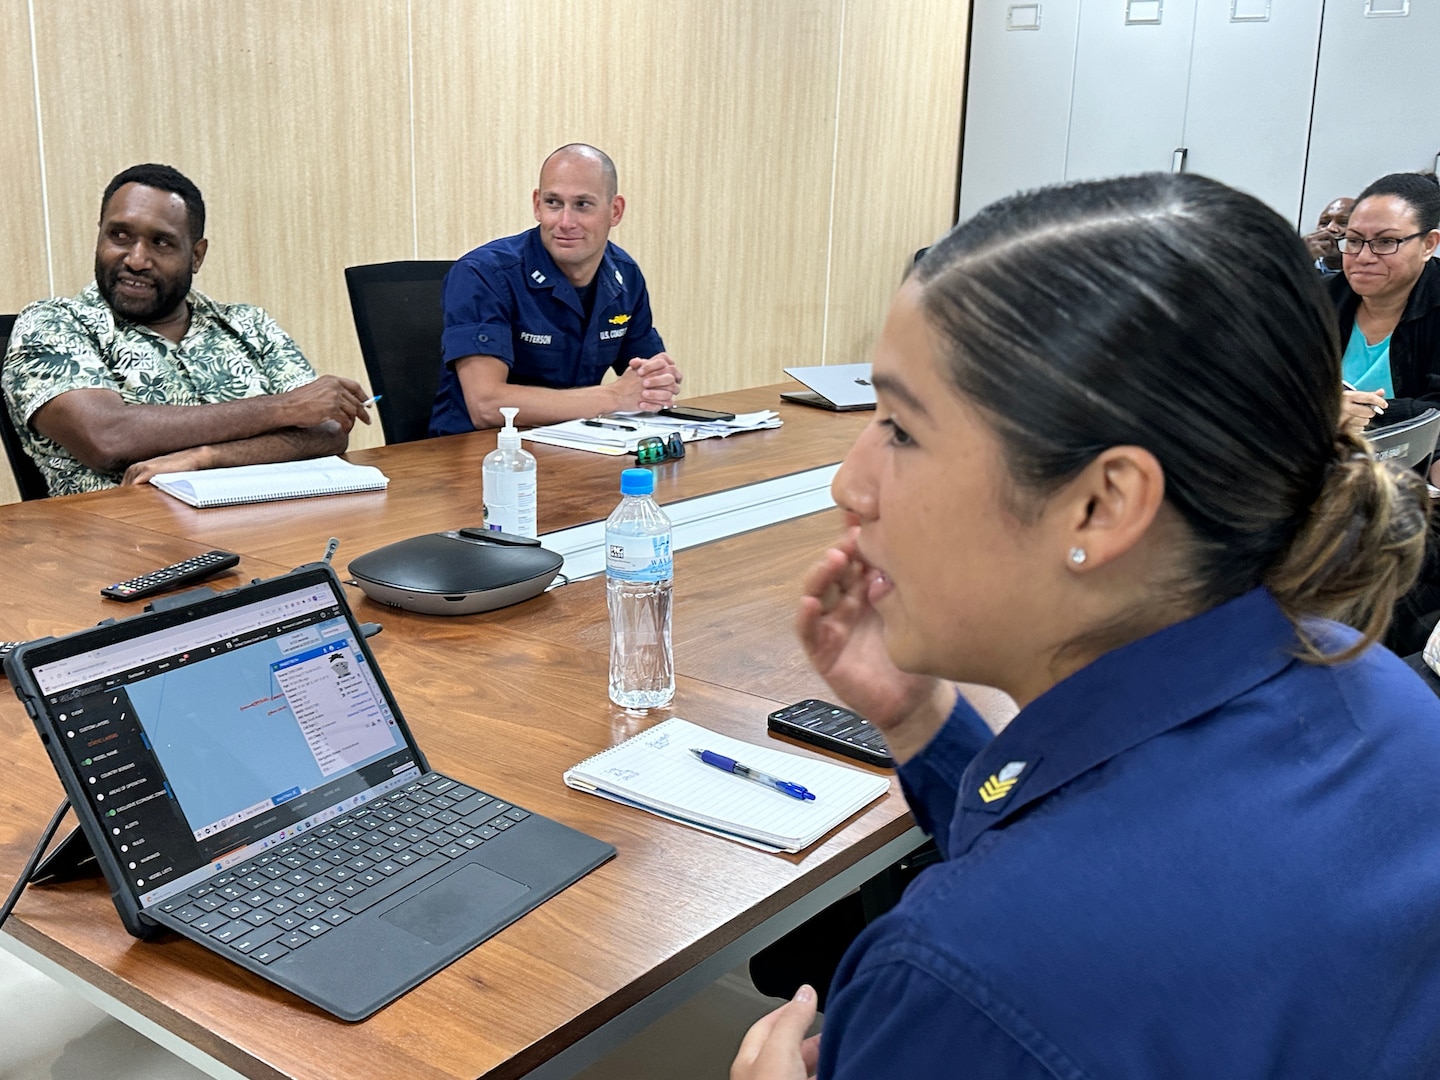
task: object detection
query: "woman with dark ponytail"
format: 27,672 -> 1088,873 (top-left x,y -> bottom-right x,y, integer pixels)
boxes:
732,174 -> 1440,1080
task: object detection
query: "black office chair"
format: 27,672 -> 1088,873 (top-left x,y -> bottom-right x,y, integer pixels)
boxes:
343,261 -> 453,444
1369,408 -> 1440,473
0,313 -> 50,501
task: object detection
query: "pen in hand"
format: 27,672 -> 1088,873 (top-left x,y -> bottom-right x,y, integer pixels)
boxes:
1342,380 -> 1385,416
691,748 -> 816,801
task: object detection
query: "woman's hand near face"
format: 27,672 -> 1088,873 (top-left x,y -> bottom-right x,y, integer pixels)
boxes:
797,523 -> 958,763
1341,389 -> 1387,436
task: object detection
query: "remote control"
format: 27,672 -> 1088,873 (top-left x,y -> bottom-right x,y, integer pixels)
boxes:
767,698 -> 895,768
101,550 -> 240,601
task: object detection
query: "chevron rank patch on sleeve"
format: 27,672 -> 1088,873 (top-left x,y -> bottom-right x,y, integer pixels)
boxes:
978,760 -> 1028,803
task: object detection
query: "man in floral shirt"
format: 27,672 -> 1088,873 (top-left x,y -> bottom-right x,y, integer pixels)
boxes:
2,163 -> 372,496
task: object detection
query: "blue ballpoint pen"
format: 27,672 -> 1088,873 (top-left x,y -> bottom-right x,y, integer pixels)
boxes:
690,748 -> 816,801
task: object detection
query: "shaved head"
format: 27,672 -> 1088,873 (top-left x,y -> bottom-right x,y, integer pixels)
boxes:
541,144 -> 618,200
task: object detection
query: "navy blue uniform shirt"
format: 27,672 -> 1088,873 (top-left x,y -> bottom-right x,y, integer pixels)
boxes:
820,589 -> 1440,1078
429,227 -> 664,436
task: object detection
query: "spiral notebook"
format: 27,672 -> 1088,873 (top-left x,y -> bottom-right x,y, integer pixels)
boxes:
149,457 -> 389,507
563,717 -> 891,852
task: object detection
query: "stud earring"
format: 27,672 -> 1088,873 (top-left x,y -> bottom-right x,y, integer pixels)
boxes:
1068,547 -> 1087,566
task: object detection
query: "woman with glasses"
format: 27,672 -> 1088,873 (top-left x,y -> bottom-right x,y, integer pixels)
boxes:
1332,172 -> 1440,437
730,174 -> 1440,1080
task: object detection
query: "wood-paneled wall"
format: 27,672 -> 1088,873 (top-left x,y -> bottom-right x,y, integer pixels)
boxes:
0,0 -> 968,506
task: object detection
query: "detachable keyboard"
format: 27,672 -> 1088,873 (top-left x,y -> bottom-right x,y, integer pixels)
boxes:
151,773 -> 532,966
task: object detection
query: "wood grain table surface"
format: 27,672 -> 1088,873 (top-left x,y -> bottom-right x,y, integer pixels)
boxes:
0,388 -> 896,1080
63,385 -> 866,570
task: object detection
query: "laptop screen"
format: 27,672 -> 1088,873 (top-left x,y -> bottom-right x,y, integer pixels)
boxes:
27,575 -> 423,909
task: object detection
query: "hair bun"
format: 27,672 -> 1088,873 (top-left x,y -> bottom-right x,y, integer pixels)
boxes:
1266,432 -> 1430,658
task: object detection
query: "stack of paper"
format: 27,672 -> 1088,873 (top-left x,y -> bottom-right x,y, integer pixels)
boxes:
523,411 -> 781,456
618,411 -> 783,439
563,717 -> 889,852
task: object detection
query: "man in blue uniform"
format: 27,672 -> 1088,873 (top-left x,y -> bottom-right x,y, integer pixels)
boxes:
429,144 -> 682,434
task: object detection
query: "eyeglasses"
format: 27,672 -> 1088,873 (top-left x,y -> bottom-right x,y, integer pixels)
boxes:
634,432 -> 687,465
1337,232 -> 1425,256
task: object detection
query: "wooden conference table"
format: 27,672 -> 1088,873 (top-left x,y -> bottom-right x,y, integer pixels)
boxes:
0,386 -> 921,1080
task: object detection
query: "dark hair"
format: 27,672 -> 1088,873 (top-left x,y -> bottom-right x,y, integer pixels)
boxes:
913,173 -> 1427,657
1355,171 -> 1440,232
100,163 -> 206,241
541,144 -> 618,200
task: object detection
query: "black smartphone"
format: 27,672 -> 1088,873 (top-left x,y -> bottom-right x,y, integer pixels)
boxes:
658,406 -> 736,423
767,699 -> 894,768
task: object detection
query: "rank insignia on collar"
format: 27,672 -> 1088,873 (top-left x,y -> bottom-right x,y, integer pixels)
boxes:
531,270 -> 546,284
978,760 -> 1027,804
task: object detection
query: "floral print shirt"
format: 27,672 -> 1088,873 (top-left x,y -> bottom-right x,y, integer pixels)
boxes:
2,284 -> 316,495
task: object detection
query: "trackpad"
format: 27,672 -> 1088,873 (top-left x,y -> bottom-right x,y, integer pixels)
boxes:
381,864 -> 531,946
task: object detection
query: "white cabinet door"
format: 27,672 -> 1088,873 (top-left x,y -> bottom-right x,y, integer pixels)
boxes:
1064,0 -> 1198,181
1181,0 -> 1324,226
1303,0 -> 1440,229
958,0 -> 1083,219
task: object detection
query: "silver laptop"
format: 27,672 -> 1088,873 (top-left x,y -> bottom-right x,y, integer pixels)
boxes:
781,364 -> 876,411
7,564 -> 614,1020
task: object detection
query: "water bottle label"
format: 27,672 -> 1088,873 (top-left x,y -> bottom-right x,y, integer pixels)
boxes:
606,533 -> 672,582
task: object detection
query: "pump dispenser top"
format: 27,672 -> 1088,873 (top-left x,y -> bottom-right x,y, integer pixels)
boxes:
497,406 -> 521,450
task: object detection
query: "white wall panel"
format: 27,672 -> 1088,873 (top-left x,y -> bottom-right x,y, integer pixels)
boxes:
958,0 -> 1081,219
1064,0 -> 1196,181
1304,0 -> 1440,227
1182,0 -> 1324,226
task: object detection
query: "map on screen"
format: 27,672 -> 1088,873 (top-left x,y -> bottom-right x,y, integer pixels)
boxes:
124,616 -> 403,838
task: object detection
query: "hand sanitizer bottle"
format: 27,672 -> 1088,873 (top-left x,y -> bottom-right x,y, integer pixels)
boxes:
481,407 -> 537,538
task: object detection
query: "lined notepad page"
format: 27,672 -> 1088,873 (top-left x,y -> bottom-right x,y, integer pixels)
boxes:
563,717 -> 890,852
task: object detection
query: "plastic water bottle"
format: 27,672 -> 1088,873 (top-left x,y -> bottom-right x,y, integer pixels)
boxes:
482,406 -> 537,538
606,468 -> 674,709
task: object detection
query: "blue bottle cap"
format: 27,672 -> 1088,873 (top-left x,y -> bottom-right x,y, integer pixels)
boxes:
620,468 -> 654,496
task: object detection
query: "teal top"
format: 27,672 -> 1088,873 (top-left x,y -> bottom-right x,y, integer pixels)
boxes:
1341,323 -> 1394,398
